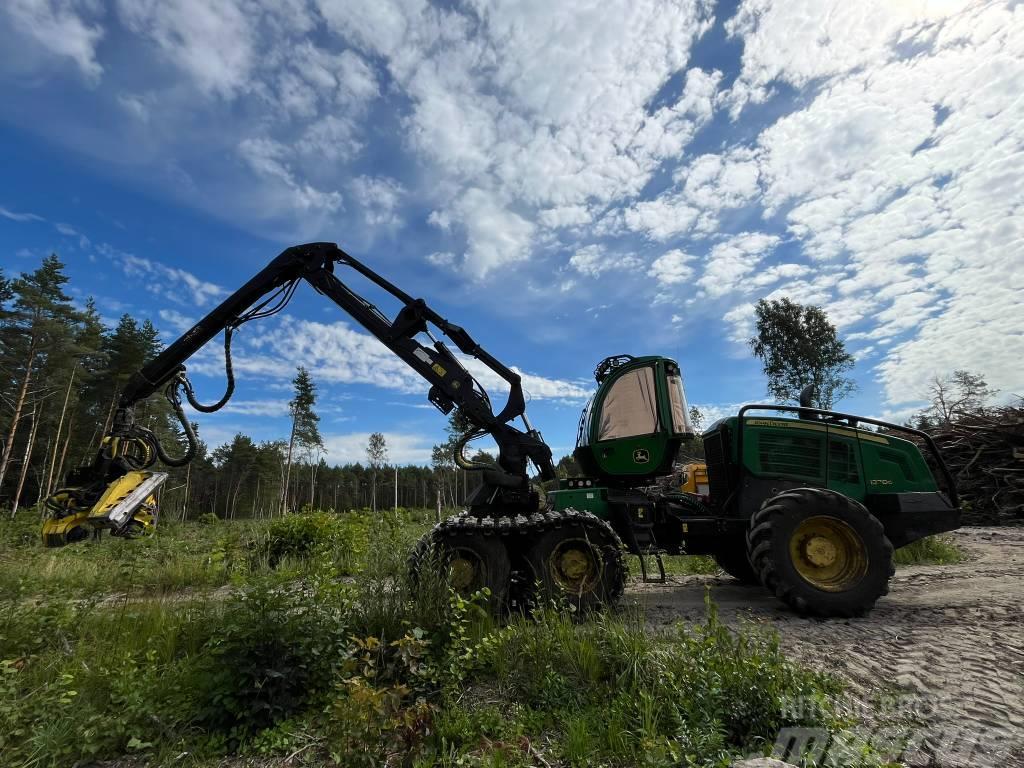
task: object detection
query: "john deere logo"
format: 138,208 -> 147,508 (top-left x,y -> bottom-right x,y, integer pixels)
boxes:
633,448 -> 650,464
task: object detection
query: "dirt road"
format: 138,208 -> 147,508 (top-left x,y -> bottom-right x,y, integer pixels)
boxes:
628,527 -> 1024,767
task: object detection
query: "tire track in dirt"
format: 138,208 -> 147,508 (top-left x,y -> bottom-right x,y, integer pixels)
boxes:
628,528 -> 1024,767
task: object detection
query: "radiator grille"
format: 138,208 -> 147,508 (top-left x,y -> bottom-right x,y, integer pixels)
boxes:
827,440 -> 860,484
759,433 -> 822,479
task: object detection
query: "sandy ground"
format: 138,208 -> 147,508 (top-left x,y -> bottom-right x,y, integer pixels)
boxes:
626,527 -> 1024,768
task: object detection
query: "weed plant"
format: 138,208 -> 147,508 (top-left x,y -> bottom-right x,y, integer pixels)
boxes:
893,535 -> 965,566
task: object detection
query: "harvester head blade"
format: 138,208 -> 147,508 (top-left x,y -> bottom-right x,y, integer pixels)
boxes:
87,471 -> 168,530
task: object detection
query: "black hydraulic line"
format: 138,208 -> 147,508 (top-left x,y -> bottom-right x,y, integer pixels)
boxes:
179,327 -> 235,413
119,243 -> 336,408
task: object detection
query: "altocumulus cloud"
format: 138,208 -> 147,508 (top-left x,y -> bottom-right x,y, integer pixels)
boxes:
1,0 -> 1021,418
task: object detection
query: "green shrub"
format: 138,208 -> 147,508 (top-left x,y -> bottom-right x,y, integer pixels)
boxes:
894,534 -> 965,566
254,510 -> 353,567
439,594 -> 845,767
190,575 -> 349,740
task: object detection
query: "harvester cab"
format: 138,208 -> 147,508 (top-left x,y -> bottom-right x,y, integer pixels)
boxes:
573,355 -> 694,484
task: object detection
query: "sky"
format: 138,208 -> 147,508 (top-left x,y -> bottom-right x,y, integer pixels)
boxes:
1,0 -> 1022,466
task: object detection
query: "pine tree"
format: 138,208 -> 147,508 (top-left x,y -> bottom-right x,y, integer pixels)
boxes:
366,431 -> 388,514
281,367 -> 322,514
0,255 -> 81,500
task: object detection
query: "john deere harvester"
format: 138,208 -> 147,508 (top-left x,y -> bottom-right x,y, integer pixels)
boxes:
41,242 -> 959,618
545,355 -> 960,616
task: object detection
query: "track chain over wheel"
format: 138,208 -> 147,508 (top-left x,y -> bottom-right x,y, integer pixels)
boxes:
746,487 -> 895,618
409,507 -> 628,614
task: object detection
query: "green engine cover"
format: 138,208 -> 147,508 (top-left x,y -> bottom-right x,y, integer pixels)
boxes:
711,416 -> 940,502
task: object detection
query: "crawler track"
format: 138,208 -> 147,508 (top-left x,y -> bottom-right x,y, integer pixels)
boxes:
410,507 -> 627,608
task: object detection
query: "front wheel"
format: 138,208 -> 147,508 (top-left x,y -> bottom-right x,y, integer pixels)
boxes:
746,488 -> 894,617
525,513 -> 626,612
410,525 -> 512,609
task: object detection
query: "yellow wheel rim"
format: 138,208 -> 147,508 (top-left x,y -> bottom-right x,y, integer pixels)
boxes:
788,516 -> 868,592
449,555 -> 477,592
548,541 -> 600,595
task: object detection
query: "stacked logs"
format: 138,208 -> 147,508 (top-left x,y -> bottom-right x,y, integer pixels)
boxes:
917,404 -> 1024,526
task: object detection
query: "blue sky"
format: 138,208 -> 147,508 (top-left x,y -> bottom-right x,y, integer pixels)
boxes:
1,0 -> 1022,464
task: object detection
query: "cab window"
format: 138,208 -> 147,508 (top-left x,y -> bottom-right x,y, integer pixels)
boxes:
597,366 -> 659,440
666,373 -> 692,435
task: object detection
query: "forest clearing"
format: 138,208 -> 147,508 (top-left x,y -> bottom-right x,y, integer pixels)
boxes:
3,506 -> 1016,768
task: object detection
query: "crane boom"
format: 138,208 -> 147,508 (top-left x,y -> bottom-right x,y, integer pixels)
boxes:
45,242 -> 555,544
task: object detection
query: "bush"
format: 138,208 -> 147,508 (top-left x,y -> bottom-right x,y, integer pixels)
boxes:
437,594 -> 846,766
190,575 -> 349,740
254,510 -> 354,567
894,534 -> 965,566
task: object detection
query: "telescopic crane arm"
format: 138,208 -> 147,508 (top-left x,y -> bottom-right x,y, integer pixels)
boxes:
97,242 -> 555,500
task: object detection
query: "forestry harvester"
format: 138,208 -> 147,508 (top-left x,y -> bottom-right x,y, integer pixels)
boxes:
41,243 -> 960,617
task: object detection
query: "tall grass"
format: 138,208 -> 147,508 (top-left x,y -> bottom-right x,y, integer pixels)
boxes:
894,535 -> 965,566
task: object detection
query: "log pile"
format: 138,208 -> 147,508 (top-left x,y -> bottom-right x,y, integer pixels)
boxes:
920,404 -> 1024,526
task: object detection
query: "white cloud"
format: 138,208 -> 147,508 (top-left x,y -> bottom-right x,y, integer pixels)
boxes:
218,399 -> 292,418
3,0 -> 105,81
296,115 -> 363,164
314,0 -> 717,274
116,0 -> 258,99
237,137 -> 344,214
648,249 -> 696,286
221,317 -> 591,402
321,431 -> 435,465
351,175 -> 405,228
538,205 -> 592,229
716,0 -> 1024,405
107,247 -> 226,307
697,232 -> 781,298
569,245 -> 641,278
0,205 -> 44,223
158,308 -> 196,333
426,251 -> 455,268
624,195 -> 701,242
724,0 -> 971,117
447,189 -> 535,279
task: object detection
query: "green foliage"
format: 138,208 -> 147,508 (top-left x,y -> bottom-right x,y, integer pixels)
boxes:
0,512 -> 886,767
627,553 -> 719,577
749,297 -> 856,409
191,576 -> 348,740
894,535 -> 965,566
290,366 -> 324,452
433,594 -> 849,767
254,510 -> 357,567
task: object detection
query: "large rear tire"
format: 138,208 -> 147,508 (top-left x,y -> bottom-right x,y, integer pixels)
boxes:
746,488 -> 894,618
525,513 -> 626,612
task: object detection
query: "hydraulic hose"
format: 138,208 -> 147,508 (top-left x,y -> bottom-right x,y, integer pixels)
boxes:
180,327 -> 235,413
453,429 -> 497,472
146,382 -> 200,468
